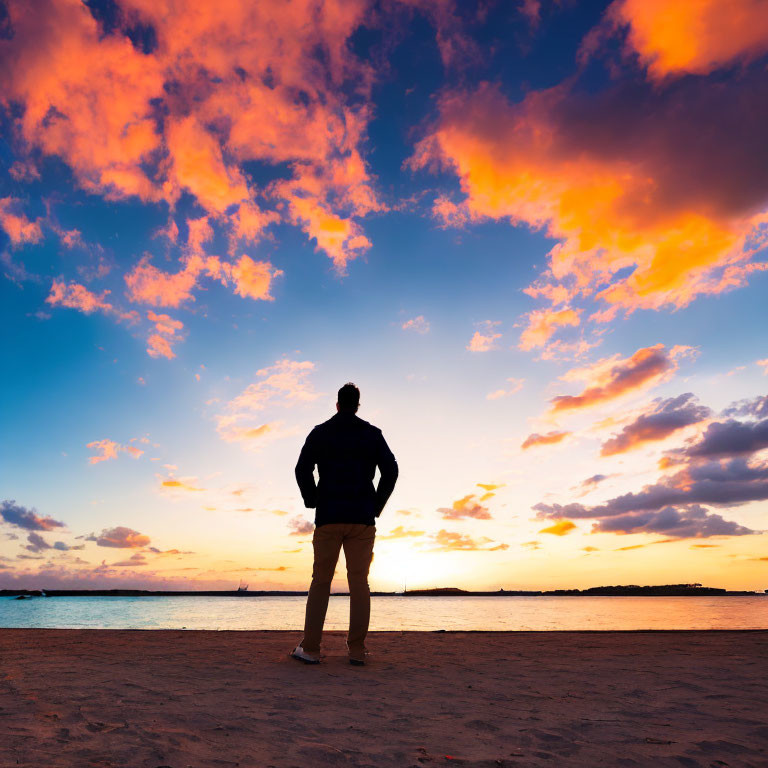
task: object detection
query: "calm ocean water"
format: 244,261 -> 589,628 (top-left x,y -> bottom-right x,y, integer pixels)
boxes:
1,595 -> 766,630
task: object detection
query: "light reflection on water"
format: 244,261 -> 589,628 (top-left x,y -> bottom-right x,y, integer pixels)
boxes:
1,595 -> 766,631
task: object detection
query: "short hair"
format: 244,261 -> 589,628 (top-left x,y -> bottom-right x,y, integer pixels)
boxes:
337,382 -> 360,412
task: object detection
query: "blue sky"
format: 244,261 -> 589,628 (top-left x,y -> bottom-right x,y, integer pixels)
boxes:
2,0 -> 767,591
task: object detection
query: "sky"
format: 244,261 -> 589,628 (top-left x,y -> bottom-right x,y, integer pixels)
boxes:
1,0 -> 767,593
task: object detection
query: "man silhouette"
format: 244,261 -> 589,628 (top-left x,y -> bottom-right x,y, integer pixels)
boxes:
291,383 -> 398,666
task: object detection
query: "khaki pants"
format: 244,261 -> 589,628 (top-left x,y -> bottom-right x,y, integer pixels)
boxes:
301,523 -> 376,656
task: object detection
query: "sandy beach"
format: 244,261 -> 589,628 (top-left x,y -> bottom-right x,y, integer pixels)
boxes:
1,630 -> 766,767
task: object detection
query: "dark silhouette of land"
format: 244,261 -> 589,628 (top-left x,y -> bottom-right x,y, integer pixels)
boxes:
1,583 -> 762,597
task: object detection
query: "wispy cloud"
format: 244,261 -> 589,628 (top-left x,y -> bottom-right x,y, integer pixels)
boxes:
550,345 -> 691,414
402,315 -> 430,334
487,378 -> 524,400
521,431 -> 570,450
379,526 -> 425,540
87,439 -> 144,464
430,530 -> 509,552
216,358 -> 320,445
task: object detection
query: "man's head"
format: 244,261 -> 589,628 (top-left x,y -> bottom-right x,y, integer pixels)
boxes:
337,382 -> 360,413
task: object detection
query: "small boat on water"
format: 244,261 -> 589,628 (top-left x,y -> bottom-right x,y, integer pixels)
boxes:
237,579 -> 249,593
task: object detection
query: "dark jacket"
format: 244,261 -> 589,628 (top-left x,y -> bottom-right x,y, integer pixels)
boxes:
295,411 -> 398,527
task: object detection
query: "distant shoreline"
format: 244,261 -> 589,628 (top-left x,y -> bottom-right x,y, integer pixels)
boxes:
2,584 -> 763,598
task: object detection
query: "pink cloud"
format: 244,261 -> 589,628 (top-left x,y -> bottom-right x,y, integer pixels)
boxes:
519,308 -> 580,351
467,321 -> 502,352
146,310 -> 183,360
521,431 -> 571,450
549,344 -> 690,414
125,257 -> 199,308
87,526 -> 151,548
46,280 -> 112,314
288,517 -> 314,536
487,378 -> 524,400
0,197 -> 43,246
87,439 -> 145,464
124,251 -> 282,313
402,315 -> 430,334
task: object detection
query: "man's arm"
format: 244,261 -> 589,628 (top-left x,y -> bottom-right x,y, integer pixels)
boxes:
295,430 -> 319,508
374,431 -> 398,517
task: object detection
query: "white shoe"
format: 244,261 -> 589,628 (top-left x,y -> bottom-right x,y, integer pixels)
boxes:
290,645 -> 320,664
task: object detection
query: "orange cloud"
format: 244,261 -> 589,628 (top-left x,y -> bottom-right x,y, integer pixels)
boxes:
125,257 -> 200,308
280,190 -> 373,272
165,114 -> 249,214
87,526 -> 150,548
46,279 -> 113,314
0,197 -> 43,245
379,526 -> 425,540
87,439 -> 144,464
146,335 -> 174,360
223,255 -> 282,302
438,494 -> 492,520
549,344 -> 688,414
608,0 -> 768,79
160,478 -> 204,492
519,308 -> 580,351
147,311 -> 182,337
235,424 -> 274,441
146,310 -> 183,360
125,251 -> 282,313
46,279 -> 141,331
467,321 -> 502,352
521,431 -> 570,450
412,81 -> 768,347
0,0 -> 379,267
539,520 -> 576,536
431,530 -> 509,552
